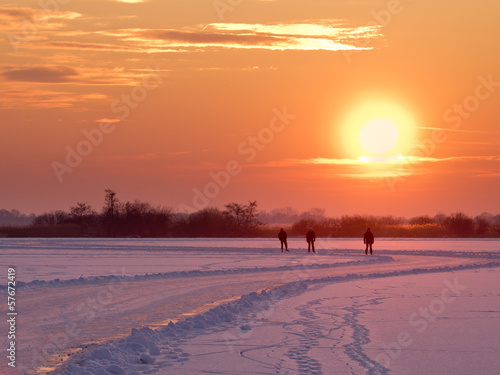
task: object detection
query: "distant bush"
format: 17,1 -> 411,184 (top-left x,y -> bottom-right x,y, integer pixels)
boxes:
1,224 -> 81,237
409,215 -> 435,225
380,223 -> 447,238
443,212 -> 475,237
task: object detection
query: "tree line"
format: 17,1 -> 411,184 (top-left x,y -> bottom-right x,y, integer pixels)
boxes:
0,209 -> 35,227
1,190 -> 499,238
1,190 -> 261,238
286,212 -> 500,238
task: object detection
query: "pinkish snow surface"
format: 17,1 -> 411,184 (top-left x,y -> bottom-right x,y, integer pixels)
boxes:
0,238 -> 498,375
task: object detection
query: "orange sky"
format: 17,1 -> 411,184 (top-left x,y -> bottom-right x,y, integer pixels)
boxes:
1,0 -> 499,217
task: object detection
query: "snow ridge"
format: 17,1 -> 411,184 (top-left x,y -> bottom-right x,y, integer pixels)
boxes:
332,249 -> 500,259
7,255 -> 393,292
55,260 -> 500,375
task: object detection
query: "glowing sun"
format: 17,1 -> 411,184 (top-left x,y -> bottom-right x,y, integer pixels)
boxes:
339,99 -> 417,158
360,118 -> 399,154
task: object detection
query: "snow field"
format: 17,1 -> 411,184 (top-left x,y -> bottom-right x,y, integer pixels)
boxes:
1,238 -> 499,283
55,262 -> 499,375
0,238 -> 498,374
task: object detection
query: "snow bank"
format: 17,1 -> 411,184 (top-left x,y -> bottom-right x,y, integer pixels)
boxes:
7,247 -> 500,292
57,280 -> 309,375
2,238 -> 498,284
336,249 -> 500,259
5,255 -> 393,292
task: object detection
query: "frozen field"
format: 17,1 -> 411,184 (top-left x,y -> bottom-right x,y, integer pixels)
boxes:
1,238 -> 498,283
0,238 -> 499,375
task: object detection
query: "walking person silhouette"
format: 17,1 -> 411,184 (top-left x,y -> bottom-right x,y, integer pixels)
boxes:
306,227 -> 316,253
278,228 -> 289,252
363,228 -> 374,255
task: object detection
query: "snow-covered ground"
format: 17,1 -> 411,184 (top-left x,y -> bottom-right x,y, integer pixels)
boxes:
159,268 -> 500,375
1,238 -> 498,283
0,238 -> 498,375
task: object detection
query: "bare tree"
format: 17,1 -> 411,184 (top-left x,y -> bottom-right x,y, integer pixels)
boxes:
410,215 -> 435,225
70,203 -> 95,222
444,212 -> 474,237
70,202 -> 96,233
224,201 -> 259,230
33,211 -> 70,225
102,189 -> 120,236
103,189 -> 119,218
474,212 -> 492,235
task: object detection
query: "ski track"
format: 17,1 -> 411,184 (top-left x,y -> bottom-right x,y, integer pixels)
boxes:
0,243 -> 499,375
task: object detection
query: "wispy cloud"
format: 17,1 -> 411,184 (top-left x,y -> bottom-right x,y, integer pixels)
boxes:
2,66 -> 78,83
0,6 -> 37,21
104,21 -> 381,52
417,126 -> 497,134
0,63 -> 161,108
112,0 -> 148,3
0,88 -> 83,109
265,156 -> 441,168
432,156 -> 500,162
253,155 -> 500,179
472,171 -> 500,179
455,139 -> 500,146
285,155 -> 500,166
105,151 -> 195,162
1,64 -> 162,87
24,40 -> 187,54
96,118 -> 121,123
37,41 -> 144,53
2,13 -> 381,56
0,6 -> 81,30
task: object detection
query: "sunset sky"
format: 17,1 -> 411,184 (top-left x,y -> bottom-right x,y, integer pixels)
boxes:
1,0 -> 499,217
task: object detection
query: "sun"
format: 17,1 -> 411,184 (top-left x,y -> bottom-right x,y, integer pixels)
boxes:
339,99 -> 417,158
360,118 -> 399,154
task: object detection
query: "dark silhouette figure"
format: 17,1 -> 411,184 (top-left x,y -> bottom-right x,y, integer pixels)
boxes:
363,228 -> 374,255
306,228 -> 316,253
278,228 -> 289,252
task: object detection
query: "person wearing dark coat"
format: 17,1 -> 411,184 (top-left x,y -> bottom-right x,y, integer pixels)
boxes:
278,228 -> 289,252
363,228 -> 374,255
306,228 -> 316,253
